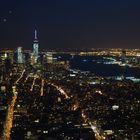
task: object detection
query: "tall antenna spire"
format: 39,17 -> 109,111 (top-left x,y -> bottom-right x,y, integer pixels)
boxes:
35,29 -> 37,40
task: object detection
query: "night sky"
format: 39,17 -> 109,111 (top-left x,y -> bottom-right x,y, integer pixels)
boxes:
0,0 -> 140,49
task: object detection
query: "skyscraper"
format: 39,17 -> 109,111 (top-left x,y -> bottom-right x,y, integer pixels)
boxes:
17,47 -> 23,64
121,49 -> 126,64
33,29 -> 39,63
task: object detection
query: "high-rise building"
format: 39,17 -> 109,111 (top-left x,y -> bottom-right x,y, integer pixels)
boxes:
5,58 -> 11,73
46,52 -> 53,64
8,53 -> 14,64
121,49 -> 126,64
30,53 -> 36,65
17,47 -> 23,64
0,52 -> 7,65
33,29 -> 39,63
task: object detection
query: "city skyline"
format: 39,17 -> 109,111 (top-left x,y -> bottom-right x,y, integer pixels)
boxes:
0,46 -> 140,140
1,0 -> 140,49
0,1 -> 140,139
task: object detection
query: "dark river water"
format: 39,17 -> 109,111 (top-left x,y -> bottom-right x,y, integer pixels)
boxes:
56,54 -> 140,78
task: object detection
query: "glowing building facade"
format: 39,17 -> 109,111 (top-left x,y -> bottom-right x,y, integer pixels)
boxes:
33,29 -> 39,63
46,52 -> 53,64
17,47 -> 23,64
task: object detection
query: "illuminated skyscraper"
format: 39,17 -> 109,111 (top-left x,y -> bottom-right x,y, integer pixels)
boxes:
33,29 -> 39,63
30,53 -> 36,65
17,47 -> 23,64
46,52 -> 53,64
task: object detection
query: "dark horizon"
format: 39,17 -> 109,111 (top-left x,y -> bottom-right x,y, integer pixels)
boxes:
1,0 -> 140,49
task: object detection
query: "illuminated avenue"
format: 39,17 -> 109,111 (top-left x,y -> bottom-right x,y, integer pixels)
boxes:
2,95 -> 17,140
